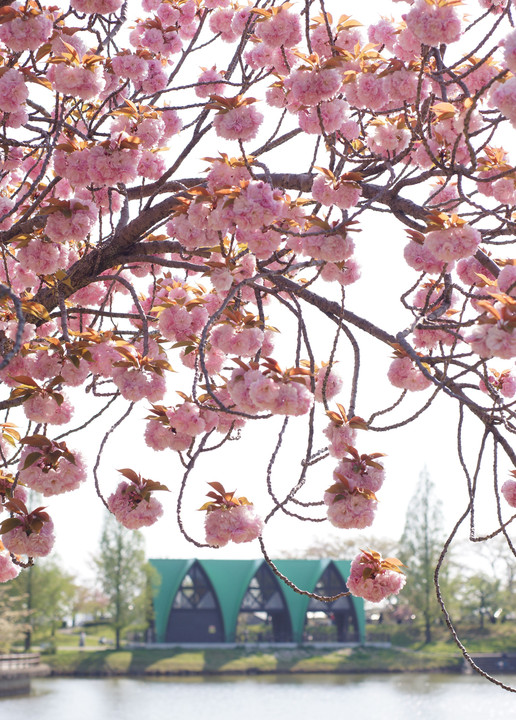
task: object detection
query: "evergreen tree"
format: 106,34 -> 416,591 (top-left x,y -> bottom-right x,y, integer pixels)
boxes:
399,468 -> 445,644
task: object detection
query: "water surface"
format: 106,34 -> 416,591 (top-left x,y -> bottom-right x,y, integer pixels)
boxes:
1,673 -> 515,720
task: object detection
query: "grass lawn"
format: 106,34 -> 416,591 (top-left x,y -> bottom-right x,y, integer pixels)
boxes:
36,621 -> 516,677
43,644 -> 463,677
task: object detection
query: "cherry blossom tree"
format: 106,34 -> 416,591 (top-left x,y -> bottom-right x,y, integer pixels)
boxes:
0,0 -> 514,688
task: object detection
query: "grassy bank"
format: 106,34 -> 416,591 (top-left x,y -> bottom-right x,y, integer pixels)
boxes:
43,645 -> 463,677
37,621 -> 516,677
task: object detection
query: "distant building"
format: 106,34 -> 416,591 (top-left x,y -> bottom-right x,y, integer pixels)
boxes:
150,558 -> 365,644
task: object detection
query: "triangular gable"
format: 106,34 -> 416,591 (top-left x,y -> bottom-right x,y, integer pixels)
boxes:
333,559 -> 365,643
149,559 -> 194,642
200,559 -> 262,642
273,559 -> 330,642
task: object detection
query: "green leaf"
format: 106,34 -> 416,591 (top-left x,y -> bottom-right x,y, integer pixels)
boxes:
0,517 -> 22,534
22,452 -> 43,471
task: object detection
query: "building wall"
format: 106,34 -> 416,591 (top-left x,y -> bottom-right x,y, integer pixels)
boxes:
150,558 -> 365,644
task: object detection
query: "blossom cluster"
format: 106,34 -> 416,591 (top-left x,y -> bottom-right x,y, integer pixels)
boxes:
200,482 -> 263,547
0,0 -> 515,622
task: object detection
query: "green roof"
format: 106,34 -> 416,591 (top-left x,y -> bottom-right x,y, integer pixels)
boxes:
150,558 -> 365,644
200,559 -> 263,642
151,559 -> 194,642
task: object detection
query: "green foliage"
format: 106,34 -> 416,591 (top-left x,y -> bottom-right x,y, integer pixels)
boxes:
7,558 -> 76,648
0,584 -> 30,652
94,513 -> 149,649
456,573 -> 504,628
398,468 -> 447,644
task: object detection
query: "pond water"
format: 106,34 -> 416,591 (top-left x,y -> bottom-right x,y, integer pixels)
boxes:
2,673 -> 516,719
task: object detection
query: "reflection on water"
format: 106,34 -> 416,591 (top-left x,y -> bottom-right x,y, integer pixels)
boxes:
1,673 -> 515,720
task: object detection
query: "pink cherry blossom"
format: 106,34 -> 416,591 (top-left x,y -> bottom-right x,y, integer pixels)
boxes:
205,504 -> 263,547
347,552 -> 406,603
497,266 -> 516,296
211,324 -> 264,358
302,233 -> 355,263
209,9 -> 238,43
23,393 -> 74,425
47,64 -> 106,101
0,69 -> 28,114
230,181 -> 286,232
137,150 -> 166,180
108,481 -> 163,529
71,0 -> 123,12
17,237 -> 69,275
413,327 -> 456,351
324,421 -> 357,459
314,367 -> 343,403
158,303 -> 208,342
425,224 -> 481,262
2,519 -> 55,558
333,459 -> 385,494
0,553 -> 19,582
501,479 -> 516,507
324,489 -> 377,529
87,145 -> 141,187
144,419 -> 192,452
490,78 -> 516,128
456,256 -> 493,287
320,259 -> 361,286
137,59 -> 169,93
368,18 -> 397,52
18,445 -> 87,497
45,199 -> 97,243
367,124 -> 411,157
479,0 -> 508,12
480,372 -> 516,399
112,53 -> 149,82
255,9 -> 302,48
467,325 -> 516,360
403,0 -> 462,47
232,7 -> 252,34
388,356 -> 433,392
167,402 -> 207,437
288,68 -> 342,106
312,174 -> 361,209
213,105 -> 263,141
196,68 -> 226,98
0,12 -> 53,52
404,240 -> 448,275
112,366 -> 167,402
354,73 -> 389,112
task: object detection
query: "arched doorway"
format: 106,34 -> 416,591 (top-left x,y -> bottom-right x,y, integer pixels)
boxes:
237,563 -> 292,642
305,563 -> 359,642
166,562 -> 224,642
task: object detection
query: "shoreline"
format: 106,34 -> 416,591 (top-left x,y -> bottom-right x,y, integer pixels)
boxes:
40,645 -> 465,678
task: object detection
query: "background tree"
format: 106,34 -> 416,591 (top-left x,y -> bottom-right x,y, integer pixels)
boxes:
94,513 -> 148,650
282,533 -> 396,561
69,584 -> 109,628
7,559 -> 76,650
398,469 -> 447,644
457,573 -> 504,629
0,585 -> 30,653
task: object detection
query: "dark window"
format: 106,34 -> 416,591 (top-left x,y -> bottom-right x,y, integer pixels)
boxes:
173,565 -> 217,610
238,564 -> 292,642
166,562 -> 224,642
305,564 -> 359,642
